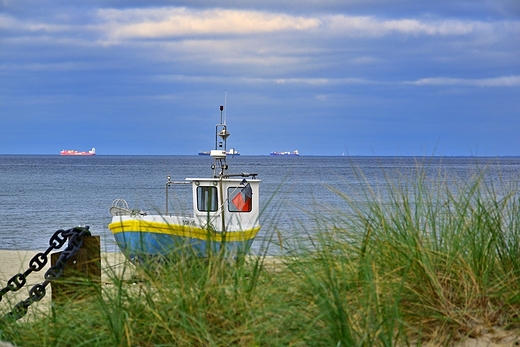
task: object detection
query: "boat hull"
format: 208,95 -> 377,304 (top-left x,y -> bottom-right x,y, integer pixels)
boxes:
108,218 -> 260,261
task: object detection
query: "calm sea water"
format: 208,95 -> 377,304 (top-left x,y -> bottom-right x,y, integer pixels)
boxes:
1,155 -> 520,254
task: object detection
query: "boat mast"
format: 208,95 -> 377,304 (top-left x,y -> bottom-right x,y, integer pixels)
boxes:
210,105 -> 229,178
209,103 -> 230,233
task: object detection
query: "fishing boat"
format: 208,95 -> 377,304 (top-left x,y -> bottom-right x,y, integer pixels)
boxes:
108,105 -> 260,262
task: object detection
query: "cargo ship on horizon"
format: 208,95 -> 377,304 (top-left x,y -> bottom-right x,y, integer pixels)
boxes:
199,148 -> 240,156
270,150 -> 299,156
60,148 -> 96,156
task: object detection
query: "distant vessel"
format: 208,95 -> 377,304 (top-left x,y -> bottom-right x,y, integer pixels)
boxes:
270,150 -> 299,156
199,148 -> 240,156
227,148 -> 240,156
60,148 -> 96,156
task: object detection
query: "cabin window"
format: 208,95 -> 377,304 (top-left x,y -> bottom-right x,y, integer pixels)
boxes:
228,185 -> 252,212
197,186 -> 218,212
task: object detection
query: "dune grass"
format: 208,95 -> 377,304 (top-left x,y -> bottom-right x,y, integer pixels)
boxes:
2,163 -> 520,346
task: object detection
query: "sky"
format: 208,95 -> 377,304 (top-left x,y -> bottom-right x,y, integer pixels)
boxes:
1,0 -> 519,156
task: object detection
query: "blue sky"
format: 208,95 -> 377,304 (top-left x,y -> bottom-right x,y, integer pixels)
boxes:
1,1 -> 519,156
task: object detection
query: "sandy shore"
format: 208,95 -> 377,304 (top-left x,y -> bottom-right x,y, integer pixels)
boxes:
0,250 -> 134,320
0,249 -> 132,283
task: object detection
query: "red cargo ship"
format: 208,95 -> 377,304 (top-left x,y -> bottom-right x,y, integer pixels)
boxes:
60,148 -> 96,156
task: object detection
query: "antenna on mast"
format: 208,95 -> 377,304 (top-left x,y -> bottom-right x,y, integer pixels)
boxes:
224,90 -> 227,124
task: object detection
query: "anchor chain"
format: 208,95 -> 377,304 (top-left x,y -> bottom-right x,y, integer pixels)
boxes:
0,226 -> 91,322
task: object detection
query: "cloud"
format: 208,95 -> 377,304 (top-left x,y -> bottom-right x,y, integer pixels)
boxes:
92,7 -> 504,41
0,14 -> 17,30
407,75 -> 520,87
155,74 -> 375,86
157,74 -> 520,88
2,6 -> 515,47
158,73 -> 518,89
326,15 -> 492,37
0,13 -> 76,34
98,7 -> 319,39
273,77 -> 373,85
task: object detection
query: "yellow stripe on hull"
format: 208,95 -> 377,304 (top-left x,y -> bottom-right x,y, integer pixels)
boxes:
108,219 -> 260,242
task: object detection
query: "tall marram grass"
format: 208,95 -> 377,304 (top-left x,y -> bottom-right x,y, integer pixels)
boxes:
2,162 -> 520,346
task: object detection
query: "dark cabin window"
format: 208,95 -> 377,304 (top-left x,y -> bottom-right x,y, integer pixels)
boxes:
197,186 -> 218,212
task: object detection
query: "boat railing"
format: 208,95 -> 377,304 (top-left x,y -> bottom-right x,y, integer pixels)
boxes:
110,199 -> 146,217
223,172 -> 258,179
166,176 -> 191,214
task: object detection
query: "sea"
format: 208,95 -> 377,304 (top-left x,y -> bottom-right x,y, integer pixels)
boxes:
1,155 -> 520,254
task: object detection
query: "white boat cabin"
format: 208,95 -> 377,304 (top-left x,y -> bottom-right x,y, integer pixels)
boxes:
187,176 -> 260,232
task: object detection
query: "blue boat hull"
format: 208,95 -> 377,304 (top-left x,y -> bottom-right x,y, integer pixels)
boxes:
111,223 -> 258,263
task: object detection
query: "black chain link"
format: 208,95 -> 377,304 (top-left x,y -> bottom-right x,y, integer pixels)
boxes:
0,226 -> 91,322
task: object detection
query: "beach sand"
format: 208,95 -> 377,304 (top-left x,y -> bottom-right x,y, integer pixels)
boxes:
1,250 -> 519,346
0,250 -> 133,320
